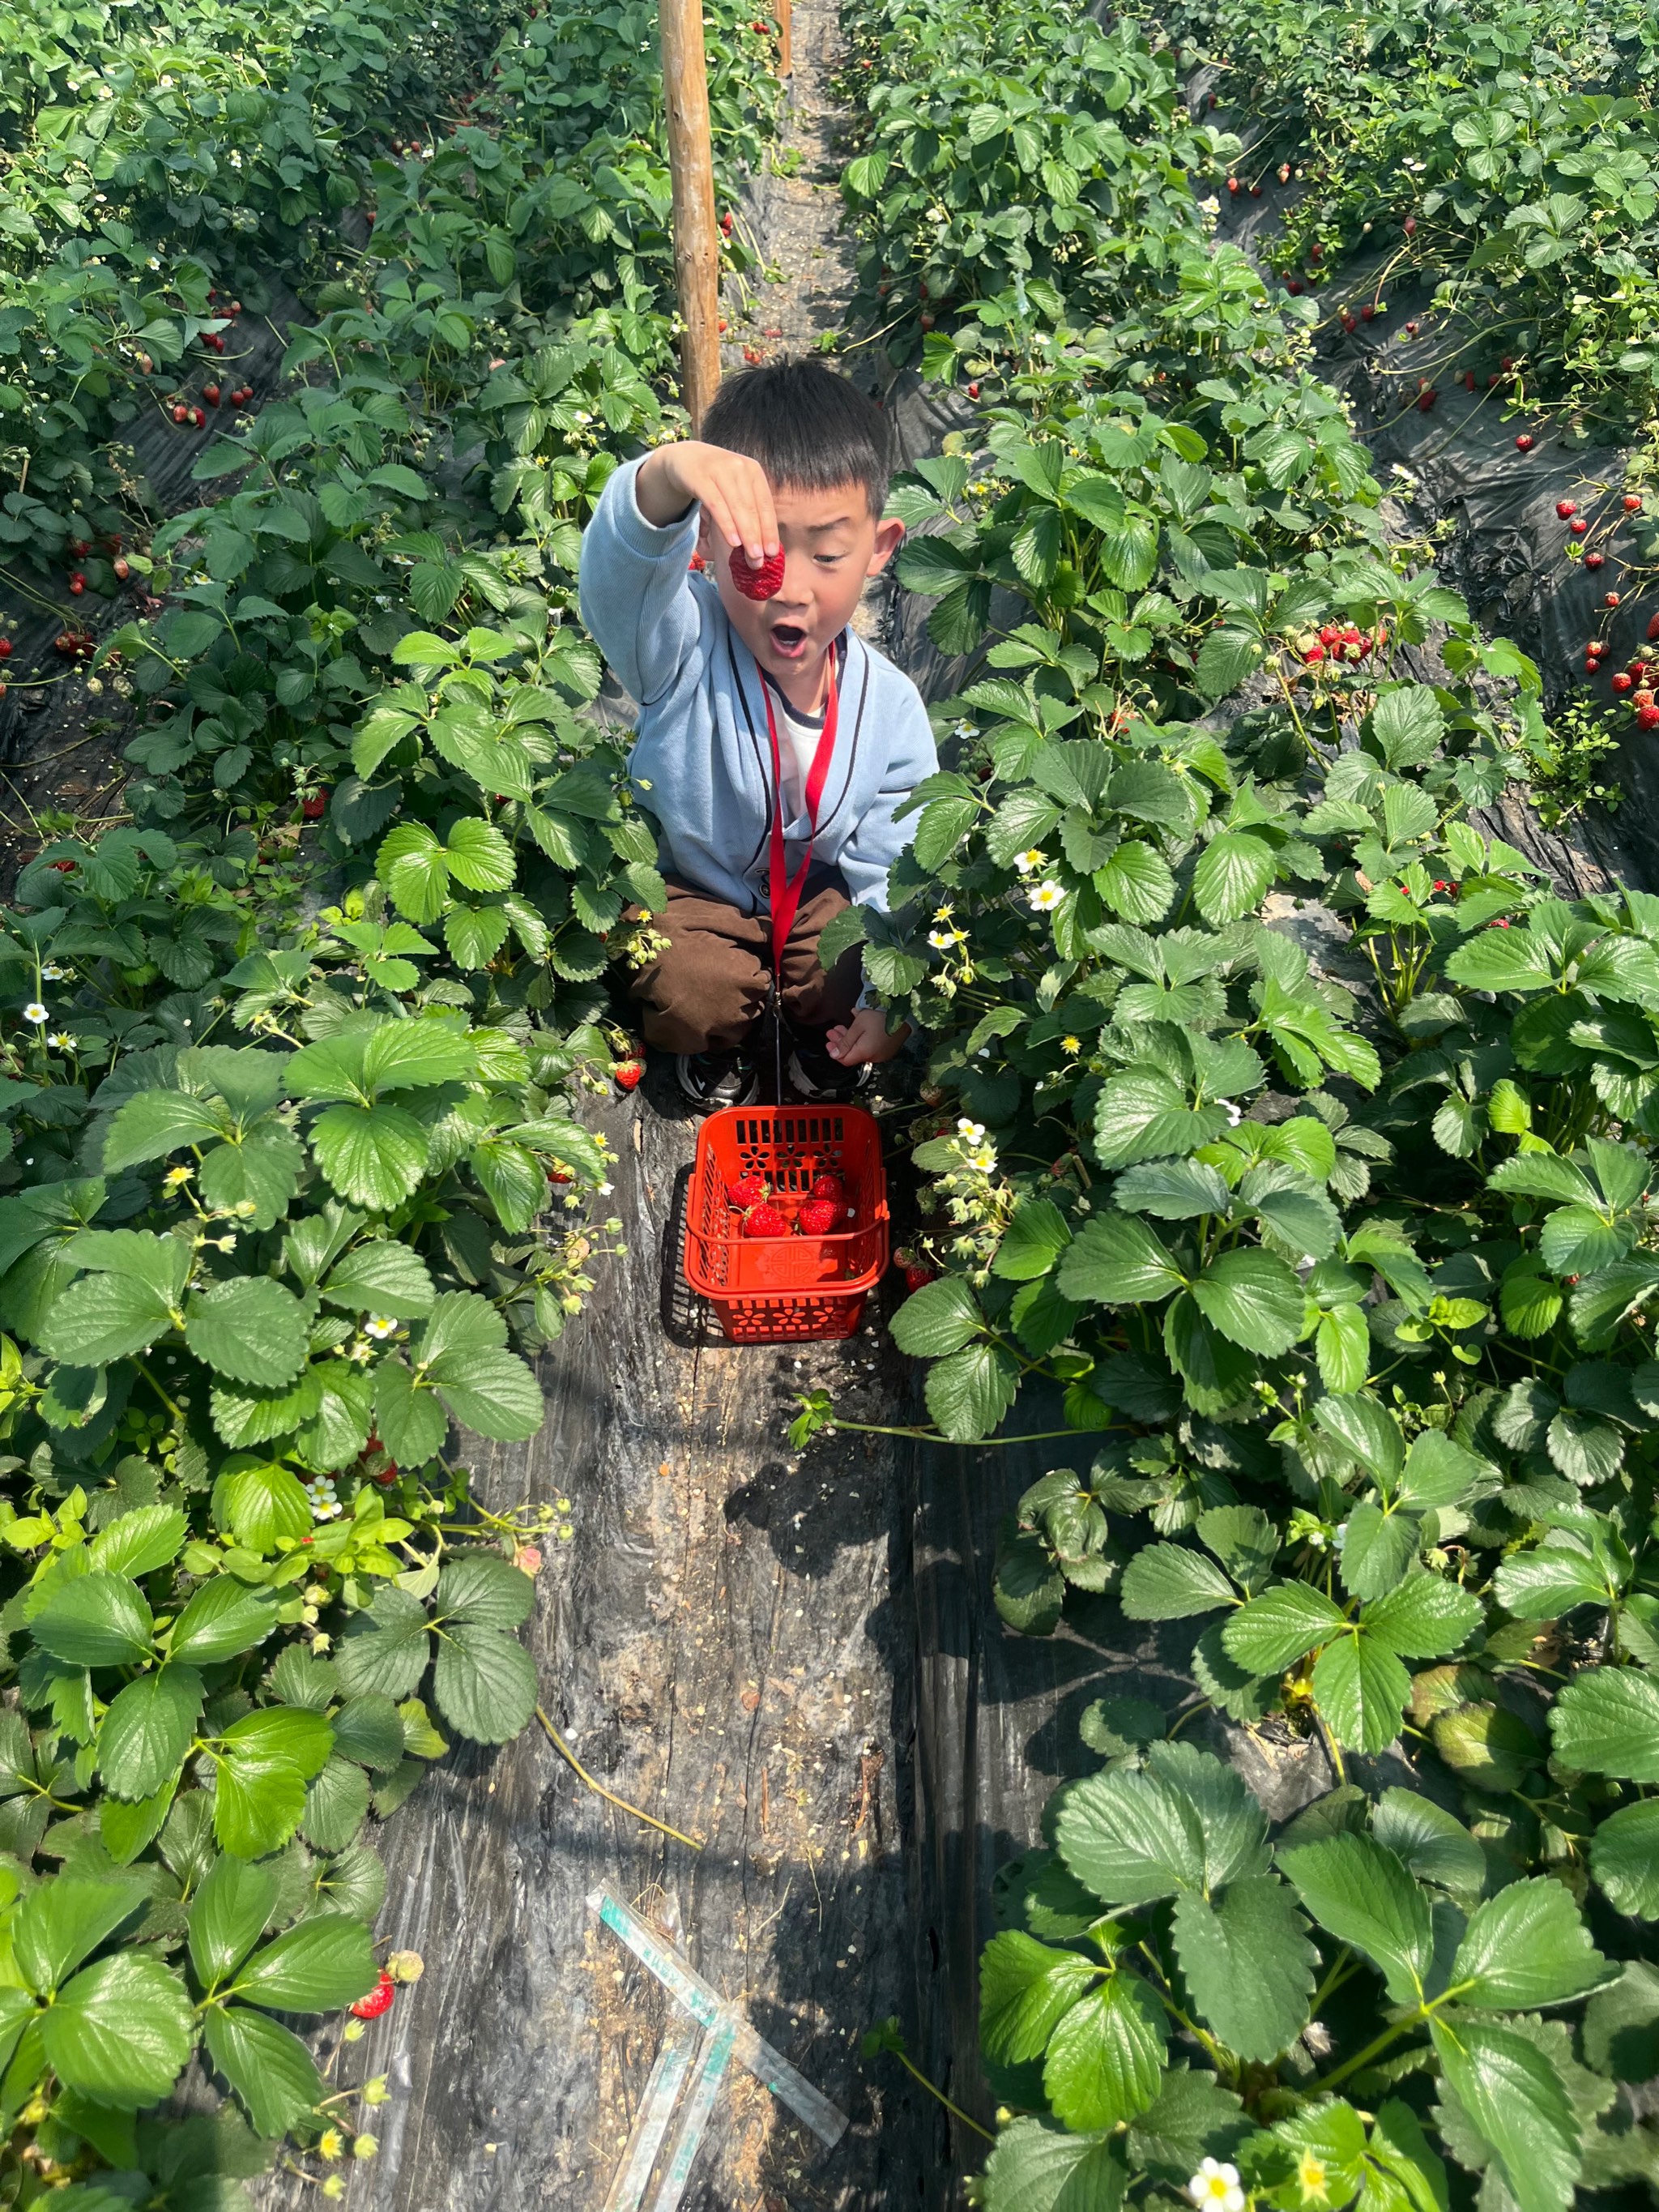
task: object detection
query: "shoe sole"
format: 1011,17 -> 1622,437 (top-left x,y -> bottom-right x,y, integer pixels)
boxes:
784,1050 -> 869,1104
675,1057 -> 761,1112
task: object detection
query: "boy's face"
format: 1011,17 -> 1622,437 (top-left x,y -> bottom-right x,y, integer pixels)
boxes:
698,477 -> 904,689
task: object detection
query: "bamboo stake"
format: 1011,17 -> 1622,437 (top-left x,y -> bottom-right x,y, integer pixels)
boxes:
658,0 -> 722,429
776,0 -> 791,77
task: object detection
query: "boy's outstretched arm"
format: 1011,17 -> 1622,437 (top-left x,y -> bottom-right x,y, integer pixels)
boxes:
578,442 -> 780,709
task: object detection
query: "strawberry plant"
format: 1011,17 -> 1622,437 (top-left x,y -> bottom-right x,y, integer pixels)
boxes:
0,1 -> 781,2200
837,0 -> 1659,2199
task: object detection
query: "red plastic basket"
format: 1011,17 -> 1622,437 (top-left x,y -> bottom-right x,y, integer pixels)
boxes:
683,1104 -> 889,1343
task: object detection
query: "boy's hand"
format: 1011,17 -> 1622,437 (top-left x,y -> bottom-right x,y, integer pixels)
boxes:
825,1009 -> 910,1068
636,441 -> 778,566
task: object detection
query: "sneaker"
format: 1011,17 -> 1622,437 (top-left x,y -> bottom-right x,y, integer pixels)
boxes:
785,1038 -> 871,1104
675,1049 -> 760,1112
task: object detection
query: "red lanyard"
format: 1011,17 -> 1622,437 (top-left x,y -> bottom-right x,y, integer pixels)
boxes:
761,648 -> 839,971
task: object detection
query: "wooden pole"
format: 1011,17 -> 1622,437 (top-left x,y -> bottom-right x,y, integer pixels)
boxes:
776,0 -> 791,76
659,0 -> 722,430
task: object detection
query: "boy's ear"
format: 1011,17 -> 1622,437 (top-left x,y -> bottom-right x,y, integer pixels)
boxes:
864,515 -> 906,575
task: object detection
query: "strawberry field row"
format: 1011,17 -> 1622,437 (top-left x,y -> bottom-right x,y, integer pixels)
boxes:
827,0 -> 1659,2205
0,1 -> 774,2200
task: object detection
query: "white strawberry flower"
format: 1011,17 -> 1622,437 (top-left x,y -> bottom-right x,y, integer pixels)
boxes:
929,929 -> 955,950
1188,2160 -> 1245,2212
1013,848 -> 1046,875
23,1002 -> 47,1025
46,1033 -> 76,1052
364,1317 -> 398,1341
305,1475 -> 342,1521
966,1145 -> 997,1172
1027,879 -> 1065,912
40,963 -> 65,980
957,1118 -> 986,1142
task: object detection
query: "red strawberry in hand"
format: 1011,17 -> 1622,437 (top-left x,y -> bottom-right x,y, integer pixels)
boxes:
743,1202 -> 790,1238
729,545 -> 786,600
727,1172 -> 770,1208
351,1970 -> 395,2020
809,1172 -> 844,1203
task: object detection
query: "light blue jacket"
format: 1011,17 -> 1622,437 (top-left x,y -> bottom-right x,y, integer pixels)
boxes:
578,454 -> 938,917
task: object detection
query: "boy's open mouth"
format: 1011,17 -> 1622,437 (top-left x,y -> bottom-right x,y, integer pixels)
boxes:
769,622 -> 809,658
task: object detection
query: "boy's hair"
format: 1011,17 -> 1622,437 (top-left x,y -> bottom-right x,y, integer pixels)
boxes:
699,357 -> 892,518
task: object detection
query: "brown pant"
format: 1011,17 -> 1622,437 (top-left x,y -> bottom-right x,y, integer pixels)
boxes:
627,872 -> 864,1054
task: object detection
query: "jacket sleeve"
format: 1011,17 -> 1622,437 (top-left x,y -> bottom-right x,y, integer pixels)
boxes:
576,454 -> 703,707
837,687 -> 940,915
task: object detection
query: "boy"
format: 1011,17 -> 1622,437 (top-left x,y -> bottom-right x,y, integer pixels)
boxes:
578,357 -> 937,1110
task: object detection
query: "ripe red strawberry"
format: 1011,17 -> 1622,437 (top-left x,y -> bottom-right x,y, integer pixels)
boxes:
1360,303 -> 1375,321
1303,642 -> 1327,663
302,790 -> 327,820
902,1262 -> 936,1292
688,550 -> 706,571
743,1202 -> 790,1238
1404,319 -> 1419,335
548,1165 -> 574,1185
1416,390 -> 1437,412
1341,313 -> 1356,334
727,1172 -> 770,1208
967,381 -> 980,398
1639,705 -> 1659,731
1515,434 -> 1535,451
203,382 -> 220,406
351,1971 -> 395,2020
799,1198 -> 841,1236
1404,215 -> 1417,235
68,573 -> 84,595
729,545 -> 785,600
613,1058 -> 644,1091
1636,689 -> 1657,709
1318,625 -> 1339,646
0,639 -> 10,659
1569,518 -> 1588,535
190,408 -> 205,429
809,1171 -> 845,1203
1585,552 -> 1605,570
1613,673 -> 1635,693
1556,500 -> 1577,519
1648,614 -> 1659,643
1624,494 -> 1643,512
1605,592 -> 1622,609
1248,182 -> 1261,198
171,404 -> 188,423
1286,279 -> 1303,295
